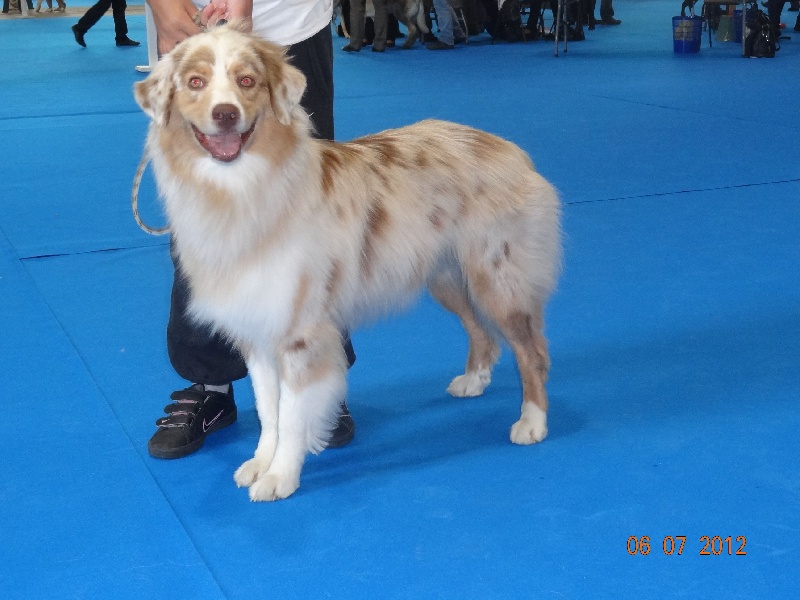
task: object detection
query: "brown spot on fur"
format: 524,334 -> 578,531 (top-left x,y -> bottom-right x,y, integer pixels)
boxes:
429,206 -> 445,232
369,163 -> 391,190
279,325 -> 347,391
164,87 -> 176,126
505,311 -> 534,341
415,149 -> 431,169
352,137 -> 406,167
325,260 -> 343,302
180,45 -> 216,76
320,144 -> 343,196
504,242 -> 510,259
471,130 -> 508,161
359,201 -> 390,278
470,268 -> 490,298
288,339 -> 307,352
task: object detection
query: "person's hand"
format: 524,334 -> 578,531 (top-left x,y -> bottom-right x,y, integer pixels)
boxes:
219,0 -> 253,30
146,0 -> 231,54
202,2 -> 231,28
146,0 -> 201,54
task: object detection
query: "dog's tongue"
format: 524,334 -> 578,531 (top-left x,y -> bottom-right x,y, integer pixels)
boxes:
205,133 -> 243,161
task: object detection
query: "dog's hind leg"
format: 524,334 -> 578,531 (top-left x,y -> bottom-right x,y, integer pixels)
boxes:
483,298 -> 550,445
234,354 -> 280,489
463,253 -> 552,445
502,307 -> 550,445
429,270 -> 500,398
247,325 -> 348,502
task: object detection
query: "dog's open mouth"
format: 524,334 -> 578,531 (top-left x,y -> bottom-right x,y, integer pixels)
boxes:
192,121 -> 256,162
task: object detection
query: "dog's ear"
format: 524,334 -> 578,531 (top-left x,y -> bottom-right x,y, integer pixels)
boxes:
134,51 -> 178,127
270,61 -> 307,126
252,38 -> 307,126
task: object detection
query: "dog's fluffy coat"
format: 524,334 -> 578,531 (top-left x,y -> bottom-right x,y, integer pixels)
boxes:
135,24 -> 561,501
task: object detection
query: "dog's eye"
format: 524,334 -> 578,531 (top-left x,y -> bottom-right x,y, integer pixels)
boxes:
188,77 -> 205,89
239,76 -> 255,88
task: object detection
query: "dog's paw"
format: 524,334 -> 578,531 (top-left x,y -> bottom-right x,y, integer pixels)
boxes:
447,370 -> 491,397
510,413 -> 548,445
234,458 -> 270,488
249,472 -> 300,502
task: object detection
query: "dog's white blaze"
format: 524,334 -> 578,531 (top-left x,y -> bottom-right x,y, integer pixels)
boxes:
197,35 -> 250,132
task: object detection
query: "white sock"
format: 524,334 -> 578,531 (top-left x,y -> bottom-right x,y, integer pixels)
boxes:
204,383 -> 231,394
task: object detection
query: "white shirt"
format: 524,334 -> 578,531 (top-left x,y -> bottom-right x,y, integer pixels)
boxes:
251,0 -> 333,46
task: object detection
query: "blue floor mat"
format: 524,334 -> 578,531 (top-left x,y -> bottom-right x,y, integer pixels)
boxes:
0,236 -> 223,600
2,1 -> 799,598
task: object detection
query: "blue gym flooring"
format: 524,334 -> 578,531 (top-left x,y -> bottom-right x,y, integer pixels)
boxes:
1,1 -> 798,598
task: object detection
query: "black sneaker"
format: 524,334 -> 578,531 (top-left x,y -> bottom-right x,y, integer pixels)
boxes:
116,36 -> 141,47
426,40 -> 455,50
148,384 -> 237,459
71,25 -> 86,48
327,401 -> 355,448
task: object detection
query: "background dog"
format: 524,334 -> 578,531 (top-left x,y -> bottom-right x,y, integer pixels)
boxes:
134,24 -> 561,502
334,0 -> 429,48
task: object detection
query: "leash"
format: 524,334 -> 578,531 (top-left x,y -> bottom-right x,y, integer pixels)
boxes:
131,149 -> 170,236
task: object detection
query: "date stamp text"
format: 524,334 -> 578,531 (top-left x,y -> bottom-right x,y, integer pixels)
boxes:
627,536 -> 747,556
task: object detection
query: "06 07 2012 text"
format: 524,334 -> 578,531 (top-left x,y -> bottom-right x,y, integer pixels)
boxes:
626,536 -> 747,556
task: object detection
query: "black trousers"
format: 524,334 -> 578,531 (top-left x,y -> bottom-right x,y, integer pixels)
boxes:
75,0 -> 129,38
167,24 -> 356,386
767,0 -> 786,29
595,0 -> 614,20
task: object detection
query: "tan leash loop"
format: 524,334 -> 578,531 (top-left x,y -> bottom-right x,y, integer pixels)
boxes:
131,149 -> 170,236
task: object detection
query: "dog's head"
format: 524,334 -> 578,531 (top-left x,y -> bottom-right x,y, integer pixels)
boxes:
134,22 -> 307,163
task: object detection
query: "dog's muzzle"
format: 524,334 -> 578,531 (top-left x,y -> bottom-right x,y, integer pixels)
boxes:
192,104 -> 255,162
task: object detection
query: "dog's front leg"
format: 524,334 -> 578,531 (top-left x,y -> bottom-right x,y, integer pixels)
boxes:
234,354 -> 280,489
248,327 -> 348,502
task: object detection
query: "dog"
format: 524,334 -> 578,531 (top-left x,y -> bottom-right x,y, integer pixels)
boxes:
134,23 -> 561,502
387,0 -> 429,47
334,0 -> 429,48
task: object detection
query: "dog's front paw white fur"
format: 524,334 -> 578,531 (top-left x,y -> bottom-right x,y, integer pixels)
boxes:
510,413 -> 548,445
234,458 -> 270,488
447,370 -> 491,397
249,472 -> 300,502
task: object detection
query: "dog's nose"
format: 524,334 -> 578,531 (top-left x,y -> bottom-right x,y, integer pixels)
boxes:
212,104 -> 240,131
